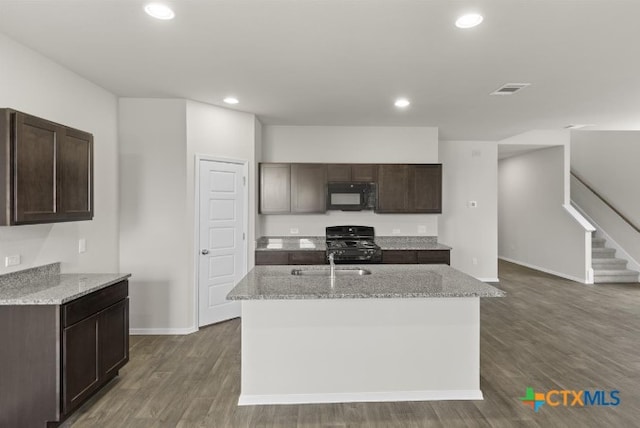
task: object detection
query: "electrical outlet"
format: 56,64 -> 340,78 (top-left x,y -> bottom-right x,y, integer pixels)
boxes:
468,201 -> 478,208
5,255 -> 20,267
392,229 -> 401,235
418,225 -> 427,234
289,228 -> 299,235
78,238 -> 86,253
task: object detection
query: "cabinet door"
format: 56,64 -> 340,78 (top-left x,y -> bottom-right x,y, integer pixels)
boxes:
410,164 -> 442,213
290,164 -> 327,213
99,299 -> 129,379
289,251 -> 327,265
376,165 -> 409,213
62,314 -> 99,415
59,128 -> 93,221
327,164 -> 351,182
260,163 -> 291,213
13,113 -> 62,224
351,164 -> 376,182
416,250 -> 450,265
382,250 -> 417,264
255,251 -> 290,265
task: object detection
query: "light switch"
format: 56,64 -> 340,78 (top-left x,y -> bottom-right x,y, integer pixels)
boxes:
79,238 -> 86,253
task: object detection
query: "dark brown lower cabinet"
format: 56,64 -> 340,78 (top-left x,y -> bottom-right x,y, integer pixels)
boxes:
0,280 -> 129,428
381,250 -> 450,265
62,297 -> 129,415
256,251 -> 327,265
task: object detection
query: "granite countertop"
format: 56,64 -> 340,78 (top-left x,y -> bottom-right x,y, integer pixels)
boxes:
256,236 -> 326,251
255,236 -> 451,251
0,263 -> 131,305
227,264 -> 504,300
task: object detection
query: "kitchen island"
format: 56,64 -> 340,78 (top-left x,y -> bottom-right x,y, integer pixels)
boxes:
227,264 -> 504,405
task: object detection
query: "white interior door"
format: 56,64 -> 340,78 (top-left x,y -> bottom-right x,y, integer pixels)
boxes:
198,159 -> 246,327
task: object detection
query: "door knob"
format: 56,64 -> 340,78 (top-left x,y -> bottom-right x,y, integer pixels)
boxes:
201,249 -> 209,255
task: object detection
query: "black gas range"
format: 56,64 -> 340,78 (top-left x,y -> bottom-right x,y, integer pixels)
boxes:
325,225 -> 382,264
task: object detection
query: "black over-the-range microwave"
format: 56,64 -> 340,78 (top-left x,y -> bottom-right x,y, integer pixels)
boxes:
326,182 -> 376,211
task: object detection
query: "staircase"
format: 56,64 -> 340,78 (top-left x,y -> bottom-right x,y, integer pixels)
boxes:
592,236 -> 640,283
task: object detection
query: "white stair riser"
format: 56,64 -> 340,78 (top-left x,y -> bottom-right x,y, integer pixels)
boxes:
594,276 -> 639,284
592,238 -> 606,248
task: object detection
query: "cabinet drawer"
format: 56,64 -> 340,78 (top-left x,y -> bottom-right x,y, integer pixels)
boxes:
381,250 -> 417,264
416,250 -> 450,265
255,251 -> 290,265
62,280 -> 128,327
289,251 -> 327,265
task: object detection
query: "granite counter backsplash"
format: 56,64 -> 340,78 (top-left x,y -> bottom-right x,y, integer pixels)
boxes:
256,236 -> 450,251
256,236 -> 326,251
0,262 -> 131,305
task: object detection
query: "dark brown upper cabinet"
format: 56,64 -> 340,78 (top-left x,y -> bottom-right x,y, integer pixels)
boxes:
376,164 -> 442,213
259,163 -> 291,214
0,109 -> 93,225
259,163 -> 327,214
291,163 -> 327,213
327,164 -> 376,182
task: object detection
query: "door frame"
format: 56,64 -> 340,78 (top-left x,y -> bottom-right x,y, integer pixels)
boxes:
194,155 -> 249,330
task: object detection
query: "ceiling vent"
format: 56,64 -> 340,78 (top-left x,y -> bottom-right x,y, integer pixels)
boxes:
490,83 -> 531,96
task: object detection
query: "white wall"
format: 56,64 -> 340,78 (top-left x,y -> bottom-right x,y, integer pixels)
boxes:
0,33 -> 119,274
119,98 -> 190,332
439,141 -> 498,281
185,100 -> 259,327
571,130 -> 640,267
498,146 -> 589,282
260,126 -> 440,237
119,98 -> 258,333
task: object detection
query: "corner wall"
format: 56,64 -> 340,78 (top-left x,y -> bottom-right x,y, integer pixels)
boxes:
571,131 -> 640,267
498,146 -> 589,282
0,33 -> 119,274
260,126 -> 440,237
119,98 -> 259,333
439,141 -> 498,281
118,98 -> 190,332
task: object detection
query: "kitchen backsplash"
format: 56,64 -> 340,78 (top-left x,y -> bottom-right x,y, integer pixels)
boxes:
258,211 -> 438,237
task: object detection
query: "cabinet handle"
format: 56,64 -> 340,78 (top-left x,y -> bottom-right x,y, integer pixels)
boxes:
201,249 -> 209,255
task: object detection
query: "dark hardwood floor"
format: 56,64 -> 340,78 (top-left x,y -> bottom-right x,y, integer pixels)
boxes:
63,261 -> 640,427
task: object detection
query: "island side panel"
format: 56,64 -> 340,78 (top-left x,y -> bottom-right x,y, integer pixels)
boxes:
239,297 -> 481,405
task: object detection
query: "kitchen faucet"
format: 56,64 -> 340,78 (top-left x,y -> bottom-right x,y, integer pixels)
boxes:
328,252 -> 336,286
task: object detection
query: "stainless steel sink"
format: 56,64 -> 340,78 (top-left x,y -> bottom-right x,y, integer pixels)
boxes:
291,267 -> 372,276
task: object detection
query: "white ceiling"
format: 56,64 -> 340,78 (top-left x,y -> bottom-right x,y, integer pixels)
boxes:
1,0 -> 639,140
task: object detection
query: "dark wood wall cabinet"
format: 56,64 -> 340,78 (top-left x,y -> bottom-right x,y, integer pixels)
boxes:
0,281 -> 129,427
259,162 -> 441,215
259,163 -> 327,214
255,251 -> 327,265
377,164 -> 442,213
0,109 -> 94,225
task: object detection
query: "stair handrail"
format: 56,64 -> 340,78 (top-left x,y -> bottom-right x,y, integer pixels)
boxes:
571,170 -> 640,234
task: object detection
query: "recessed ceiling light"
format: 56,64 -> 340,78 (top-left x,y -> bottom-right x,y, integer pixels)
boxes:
223,97 -> 239,105
455,13 -> 483,29
144,3 -> 175,20
564,124 -> 594,130
394,98 -> 410,108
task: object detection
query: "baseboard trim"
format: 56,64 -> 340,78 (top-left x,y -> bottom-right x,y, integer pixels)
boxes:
477,277 -> 500,283
498,257 -> 586,283
238,389 -> 483,406
129,326 -> 198,336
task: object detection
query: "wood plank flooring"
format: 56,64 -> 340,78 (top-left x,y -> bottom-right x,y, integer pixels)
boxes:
62,261 -> 640,427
